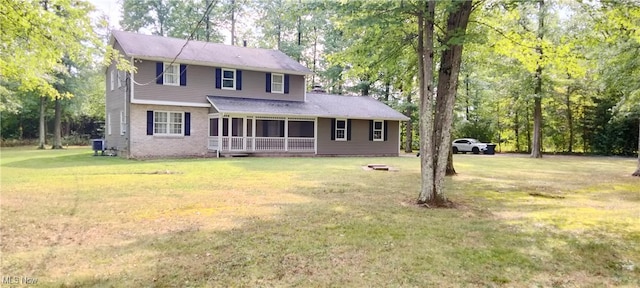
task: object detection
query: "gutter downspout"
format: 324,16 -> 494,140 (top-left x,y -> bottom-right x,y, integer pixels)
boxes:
127,56 -> 135,158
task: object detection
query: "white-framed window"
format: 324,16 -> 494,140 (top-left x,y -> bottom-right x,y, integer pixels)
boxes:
222,68 -> 236,90
154,111 -> 183,135
107,113 -> 112,135
110,69 -> 115,91
335,119 -> 347,141
117,71 -> 122,88
271,73 -> 284,93
163,63 -> 179,86
120,110 -> 126,135
373,120 -> 384,141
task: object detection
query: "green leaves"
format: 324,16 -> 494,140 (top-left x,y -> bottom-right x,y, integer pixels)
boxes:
0,0 -> 101,99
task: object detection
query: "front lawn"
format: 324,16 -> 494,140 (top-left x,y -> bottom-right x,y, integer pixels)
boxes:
1,147 -> 638,286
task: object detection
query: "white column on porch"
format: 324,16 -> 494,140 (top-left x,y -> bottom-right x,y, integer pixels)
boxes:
314,117 -> 318,155
218,114 -> 223,151
243,117 -> 247,151
252,117 -> 256,151
284,118 -> 289,152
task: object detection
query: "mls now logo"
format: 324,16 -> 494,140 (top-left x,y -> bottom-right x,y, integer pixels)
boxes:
2,276 -> 38,284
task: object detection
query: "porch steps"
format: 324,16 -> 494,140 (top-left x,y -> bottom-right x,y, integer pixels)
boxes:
224,153 -> 250,158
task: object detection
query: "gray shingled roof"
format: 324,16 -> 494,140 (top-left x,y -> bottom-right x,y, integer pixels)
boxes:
207,93 -> 409,121
111,30 -> 312,75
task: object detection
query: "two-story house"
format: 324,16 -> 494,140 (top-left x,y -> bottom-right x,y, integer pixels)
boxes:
106,31 -> 408,158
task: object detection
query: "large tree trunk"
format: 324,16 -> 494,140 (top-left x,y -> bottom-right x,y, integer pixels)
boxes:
230,0 -> 236,45
514,107 -> 520,152
531,0 -> 545,158
312,26 -> 318,85
633,118 -> 640,177
418,0 -> 472,205
565,79 -> 574,153
38,97 -> 46,149
51,97 -> 63,149
384,79 -> 390,103
532,97 -> 542,157
404,91 -> 413,153
432,0 -> 472,204
205,0 -> 211,41
277,22 -> 281,50
417,1 -> 435,204
465,74 -> 470,120
526,101 -> 531,152
446,149 -> 456,176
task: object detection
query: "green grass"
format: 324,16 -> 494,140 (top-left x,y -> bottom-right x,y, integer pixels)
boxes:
1,147 -> 639,287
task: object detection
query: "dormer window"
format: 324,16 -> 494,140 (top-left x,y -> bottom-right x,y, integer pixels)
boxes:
271,73 -> 284,93
222,68 -> 236,90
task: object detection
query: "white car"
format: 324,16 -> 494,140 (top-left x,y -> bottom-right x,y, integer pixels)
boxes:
452,138 -> 488,154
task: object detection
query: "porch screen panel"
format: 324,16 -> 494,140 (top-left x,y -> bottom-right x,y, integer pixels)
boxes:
209,118 -> 218,136
288,121 -> 314,138
223,118 -> 229,136
231,118 -> 243,136
256,120 -> 284,137
246,119 -> 253,137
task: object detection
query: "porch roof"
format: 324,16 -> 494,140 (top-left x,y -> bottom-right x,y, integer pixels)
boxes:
206,93 -> 409,121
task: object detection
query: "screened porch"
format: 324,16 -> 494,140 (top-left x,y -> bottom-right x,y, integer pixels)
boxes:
208,114 -> 316,153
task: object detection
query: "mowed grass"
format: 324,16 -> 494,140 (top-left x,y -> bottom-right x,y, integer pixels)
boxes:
1,147 -> 639,287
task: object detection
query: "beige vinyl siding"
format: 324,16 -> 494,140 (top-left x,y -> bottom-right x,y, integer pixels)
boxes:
132,59 -> 306,103
316,118 -> 400,156
128,104 -> 209,158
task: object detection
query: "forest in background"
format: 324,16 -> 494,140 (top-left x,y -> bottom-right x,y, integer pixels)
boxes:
1,0 -> 638,156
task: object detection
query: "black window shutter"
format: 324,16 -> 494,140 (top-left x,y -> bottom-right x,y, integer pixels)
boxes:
265,73 -> 271,92
347,119 -> 352,141
184,112 -> 191,136
284,74 -> 290,94
369,120 -> 374,141
236,70 -> 242,90
384,120 -> 389,141
156,62 -> 163,84
330,119 -> 335,140
180,64 -> 187,86
146,111 -> 154,135
215,68 -> 221,89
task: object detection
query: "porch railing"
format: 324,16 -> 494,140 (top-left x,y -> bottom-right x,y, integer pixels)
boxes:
208,136 -> 314,152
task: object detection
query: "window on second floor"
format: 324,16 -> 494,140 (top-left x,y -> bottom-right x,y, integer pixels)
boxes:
163,63 -> 180,86
271,73 -> 284,93
222,68 -> 236,90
